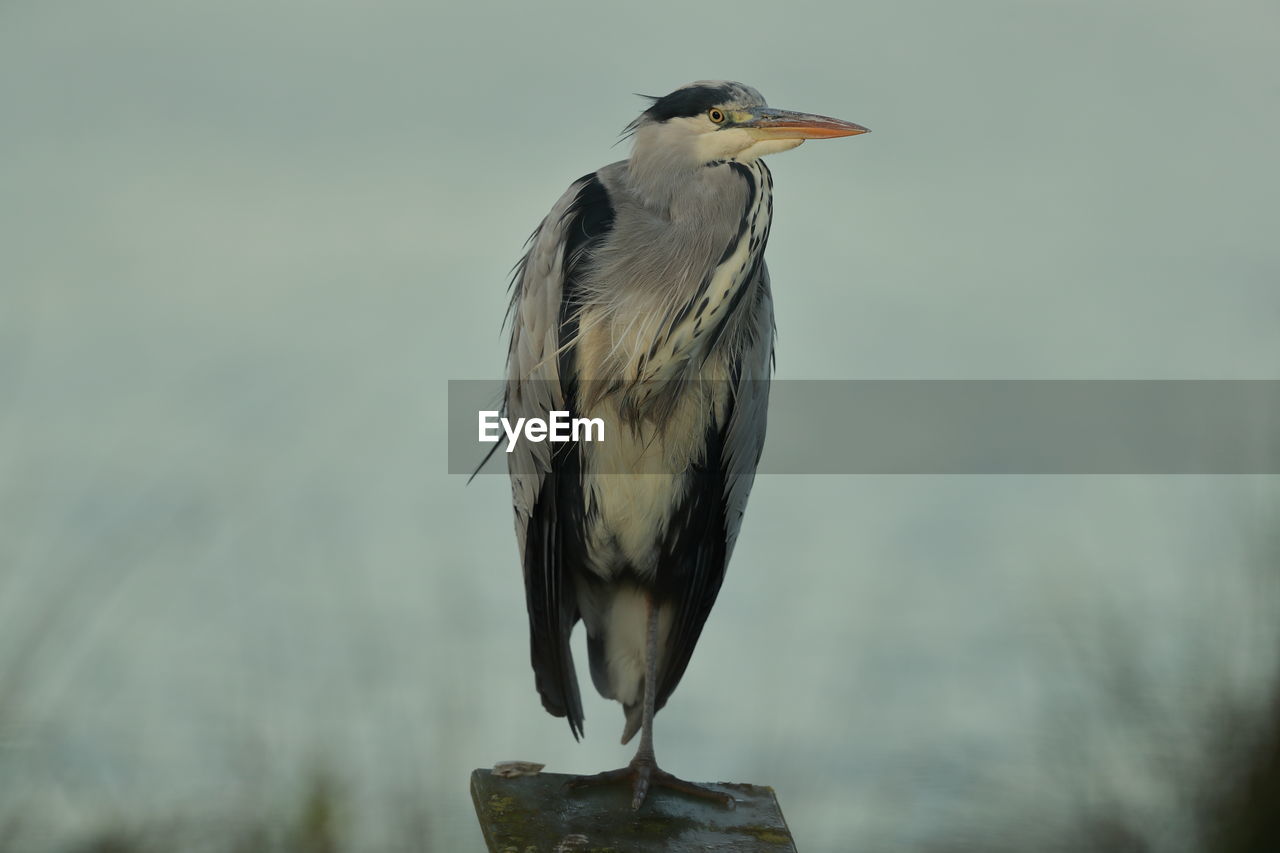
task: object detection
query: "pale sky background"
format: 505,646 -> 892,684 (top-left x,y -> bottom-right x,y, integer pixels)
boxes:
1,0 -> 1278,850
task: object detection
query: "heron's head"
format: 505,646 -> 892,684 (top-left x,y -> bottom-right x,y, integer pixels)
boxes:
626,80 -> 868,167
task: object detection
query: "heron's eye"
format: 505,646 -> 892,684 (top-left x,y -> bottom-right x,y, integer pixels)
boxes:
708,108 -> 726,125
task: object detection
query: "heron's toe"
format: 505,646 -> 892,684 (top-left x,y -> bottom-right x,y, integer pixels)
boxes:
629,762 -> 653,810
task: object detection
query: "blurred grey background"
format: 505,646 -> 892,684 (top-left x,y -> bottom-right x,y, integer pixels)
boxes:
2,0 -> 1278,850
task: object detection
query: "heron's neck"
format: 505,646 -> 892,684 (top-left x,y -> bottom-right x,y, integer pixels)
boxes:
602,158 -> 772,385
625,143 -> 703,213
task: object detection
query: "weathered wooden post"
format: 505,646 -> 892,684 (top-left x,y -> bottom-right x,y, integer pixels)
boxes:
471,766 -> 798,851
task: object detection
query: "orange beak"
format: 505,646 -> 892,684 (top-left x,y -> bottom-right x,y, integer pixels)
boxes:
741,107 -> 869,140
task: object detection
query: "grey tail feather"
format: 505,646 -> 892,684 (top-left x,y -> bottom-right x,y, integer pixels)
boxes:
621,700 -> 643,745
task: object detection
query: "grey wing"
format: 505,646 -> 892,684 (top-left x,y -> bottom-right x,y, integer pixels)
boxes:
652,262 -> 775,711
506,172 -> 616,739
719,262 -> 775,562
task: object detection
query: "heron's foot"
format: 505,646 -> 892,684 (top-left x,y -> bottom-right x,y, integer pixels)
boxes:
566,758 -> 736,810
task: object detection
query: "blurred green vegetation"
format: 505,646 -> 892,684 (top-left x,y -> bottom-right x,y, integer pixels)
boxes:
923,524 -> 1280,853
1,767 -> 437,853
4,603 -> 1278,852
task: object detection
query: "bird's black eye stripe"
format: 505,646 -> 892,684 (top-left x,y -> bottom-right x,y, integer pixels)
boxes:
642,84 -> 735,122
708,108 -> 726,124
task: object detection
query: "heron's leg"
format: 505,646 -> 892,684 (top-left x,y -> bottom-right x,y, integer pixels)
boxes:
633,589 -> 660,761
567,594 -> 735,810
625,591 -> 661,805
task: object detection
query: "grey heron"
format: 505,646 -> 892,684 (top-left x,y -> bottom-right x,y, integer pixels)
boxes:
502,81 -> 867,809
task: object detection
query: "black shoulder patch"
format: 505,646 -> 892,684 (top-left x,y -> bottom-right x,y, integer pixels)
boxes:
642,84 -> 733,122
562,173 -> 615,270
558,173 -> 616,404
